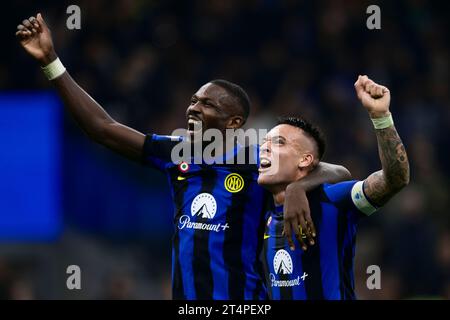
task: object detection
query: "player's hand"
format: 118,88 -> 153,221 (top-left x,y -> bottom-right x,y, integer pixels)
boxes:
283,184 -> 316,251
16,13 -> 57,66
354,75 -> 391,118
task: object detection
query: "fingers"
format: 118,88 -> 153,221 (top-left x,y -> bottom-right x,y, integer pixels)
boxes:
17,24 -> 29,33
354,75 -> 366,99
355,75 -> 386,99
355,75 -> 374,92
15,30 -> 25,39
365,81 -> 381,98
304,207 -> 316,238
296,229 -> 308,251
18,18 -> 38,36
29,16 -> 42,32
22,19 -> 32,29
303,226 -> 315,247
283,221 -> 295,251
16,14 -> 44,40
303,212 -> 316,246
16,24 -> 32,39
291,216 -> 305,250
283,211 -> 316,251
297,215 -> 310,250
374,85 -> 383,97
368,82 -> 385,98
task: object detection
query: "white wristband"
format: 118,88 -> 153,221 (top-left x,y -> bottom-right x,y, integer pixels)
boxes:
371,113 -> 394,129
41,57 -> 66,80
351,181 -> 377,216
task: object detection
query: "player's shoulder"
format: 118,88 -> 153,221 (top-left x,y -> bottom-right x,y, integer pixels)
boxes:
302,181 -> 356,205
142,134 -> 186,170
322,180 -> 359,203
323,180 -> 378,216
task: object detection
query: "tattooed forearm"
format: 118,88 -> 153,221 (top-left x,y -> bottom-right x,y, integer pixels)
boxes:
364,125 -> 410,206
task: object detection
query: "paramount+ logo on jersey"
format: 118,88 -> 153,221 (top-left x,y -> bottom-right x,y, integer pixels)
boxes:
178,193 -> 230,232
269,249 -> 302,288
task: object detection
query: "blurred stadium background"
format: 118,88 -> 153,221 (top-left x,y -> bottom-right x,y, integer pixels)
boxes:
0,0 -> 449,299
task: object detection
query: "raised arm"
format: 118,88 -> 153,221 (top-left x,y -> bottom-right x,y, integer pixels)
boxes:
16,13 -> 145,162
283,162 -> 352,251
354,75 -> 410,207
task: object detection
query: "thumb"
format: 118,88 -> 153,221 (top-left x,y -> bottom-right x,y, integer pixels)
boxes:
37,13 -> 48,30
354,75 -> 365,100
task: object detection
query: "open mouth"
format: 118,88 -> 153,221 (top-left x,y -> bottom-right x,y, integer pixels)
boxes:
259,157 -> 272,172
187,118 -> 203,134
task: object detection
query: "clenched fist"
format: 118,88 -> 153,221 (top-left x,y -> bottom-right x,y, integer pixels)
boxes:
16,13 -> 57,66
354,75 -> 391,118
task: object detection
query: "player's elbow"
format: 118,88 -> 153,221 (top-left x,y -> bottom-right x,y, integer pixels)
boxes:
399,170 -> 410,189
387,167 -> 410,193
329,164 -> 352,182
398,161 -> 410,189
337,165 -> 352,181
393,177 -> 409,193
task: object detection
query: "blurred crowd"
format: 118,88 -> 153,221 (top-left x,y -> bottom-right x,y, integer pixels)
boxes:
1,0 -> 449,299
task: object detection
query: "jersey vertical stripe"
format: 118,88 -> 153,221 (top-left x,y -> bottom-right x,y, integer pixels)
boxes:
301,188 -> 324,299
252,192 -> 271,300
208,185 -> 229,299
193,167 -> 217,299
222,180 -> 248,298
170,169 -> 186,299
319,202 -> 340,299
177,173 -> 202,299
275,217 -> 293,300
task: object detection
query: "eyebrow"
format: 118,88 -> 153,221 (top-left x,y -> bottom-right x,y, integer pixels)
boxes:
272,135 -> 286,141
263,135 -> 286,142
192,95 -> 217,105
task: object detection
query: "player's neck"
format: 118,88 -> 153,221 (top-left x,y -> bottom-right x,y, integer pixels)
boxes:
269,173 -> 308,206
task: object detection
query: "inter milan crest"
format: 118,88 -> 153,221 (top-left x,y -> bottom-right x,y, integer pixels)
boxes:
224,173 -> 244,193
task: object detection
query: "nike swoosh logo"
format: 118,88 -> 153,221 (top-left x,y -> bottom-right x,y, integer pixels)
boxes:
177,176 -> 186,181
264,234 -> 270,239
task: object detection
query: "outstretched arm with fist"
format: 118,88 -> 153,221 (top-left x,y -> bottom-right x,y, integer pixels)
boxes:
354,75 -> 410,208
16,14 -> 145,162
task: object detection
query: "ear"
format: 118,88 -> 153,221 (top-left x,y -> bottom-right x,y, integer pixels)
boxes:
227,116 -> 244,129
298,153 -> 315,171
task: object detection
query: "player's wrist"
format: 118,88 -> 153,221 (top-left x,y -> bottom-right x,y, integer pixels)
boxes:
41,54 -> 66,80
370,112 -> 394,129
39,50 -> 58,67
368,110 -> 390,119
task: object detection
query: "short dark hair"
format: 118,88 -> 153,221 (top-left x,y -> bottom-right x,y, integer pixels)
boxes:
210,79 -> 250,123
277,116 -> 326,160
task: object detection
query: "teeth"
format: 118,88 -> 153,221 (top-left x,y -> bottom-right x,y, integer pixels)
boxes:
260,158 -> 271,167
188,119 -> 202,132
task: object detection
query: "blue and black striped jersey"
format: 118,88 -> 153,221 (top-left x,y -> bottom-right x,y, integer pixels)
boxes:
263,180 -> 377,300
142,134 -> 270,300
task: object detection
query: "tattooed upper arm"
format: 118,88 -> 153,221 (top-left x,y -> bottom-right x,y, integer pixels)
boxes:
363,126 -> 410,207
364,170 -> 390,207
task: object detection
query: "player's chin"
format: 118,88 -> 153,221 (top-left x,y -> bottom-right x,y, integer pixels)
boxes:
257,172 -> 273,186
